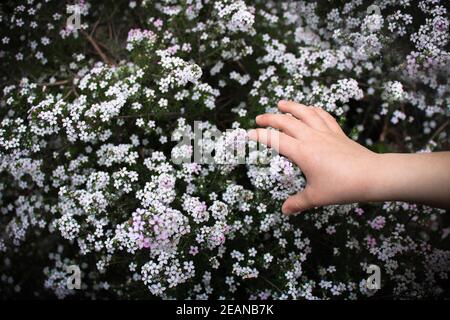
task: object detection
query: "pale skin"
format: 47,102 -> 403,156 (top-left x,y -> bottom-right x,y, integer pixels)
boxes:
248,100 -> 450,215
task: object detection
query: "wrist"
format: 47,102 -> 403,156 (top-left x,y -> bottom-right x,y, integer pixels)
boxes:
364,152 -> 436,205
363,152 -> 406,203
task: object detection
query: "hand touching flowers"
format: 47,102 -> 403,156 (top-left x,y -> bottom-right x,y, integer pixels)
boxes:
249,101 -> 450,214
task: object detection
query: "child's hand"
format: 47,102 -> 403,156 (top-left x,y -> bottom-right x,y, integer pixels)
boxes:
248,100 -> 379,214
248,100 -> 450,214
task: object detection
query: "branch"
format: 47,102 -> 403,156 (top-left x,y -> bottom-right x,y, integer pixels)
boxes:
82,31 -> 113,65
429,119 -> 450,142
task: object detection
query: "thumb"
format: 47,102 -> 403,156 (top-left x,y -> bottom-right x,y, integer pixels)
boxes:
281,188 -> 315,215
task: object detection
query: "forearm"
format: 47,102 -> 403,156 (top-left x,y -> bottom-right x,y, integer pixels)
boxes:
368,152 -> 450,209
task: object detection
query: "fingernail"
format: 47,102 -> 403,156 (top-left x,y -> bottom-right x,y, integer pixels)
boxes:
278,100 -> 287,107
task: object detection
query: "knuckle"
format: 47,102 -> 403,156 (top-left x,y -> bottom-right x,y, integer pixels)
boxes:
287,101 -> 302,111
303,189 -> 319,208
280,114 -> 293,124
315,107 -> 326,115
272,115 -> 289,130
272,115 -> 283,126
294,199 -> 303,211
320,108 -> 338,122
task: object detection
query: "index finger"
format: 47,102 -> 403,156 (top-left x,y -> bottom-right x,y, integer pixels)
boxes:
247,128 -> 299,161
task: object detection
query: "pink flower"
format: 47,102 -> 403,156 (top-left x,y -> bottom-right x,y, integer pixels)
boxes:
154,19 -> 163,28
369,216 -> 386,230
365,235 -> 377,248
189,246 -> 199,256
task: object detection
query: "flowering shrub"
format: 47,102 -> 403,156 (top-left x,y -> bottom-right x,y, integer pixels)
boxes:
0,0 -> 449,299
